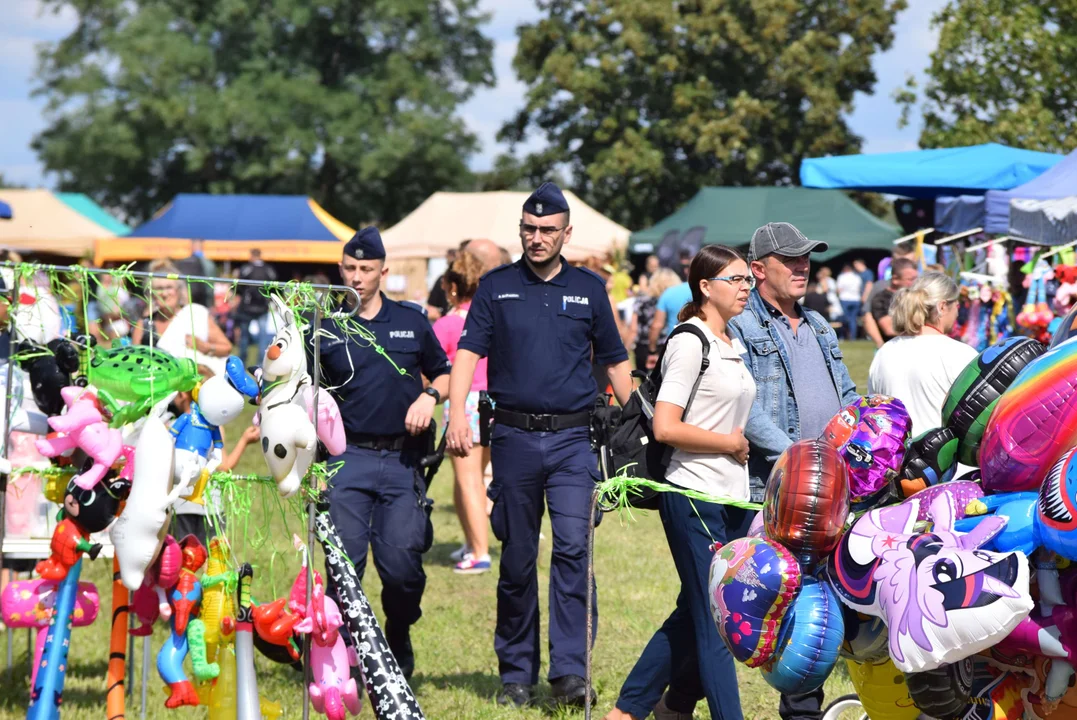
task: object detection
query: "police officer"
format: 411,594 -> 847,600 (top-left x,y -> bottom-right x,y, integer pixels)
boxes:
311,227 -> 449,679
447,183 -> 633,707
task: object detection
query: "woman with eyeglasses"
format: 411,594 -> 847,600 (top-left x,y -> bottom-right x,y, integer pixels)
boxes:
868,272 -> 978,437
131,259 -> 233,377
606,245 -> 756,720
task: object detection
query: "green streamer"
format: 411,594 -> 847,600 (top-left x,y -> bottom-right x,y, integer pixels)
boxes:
596,468 -> 763,522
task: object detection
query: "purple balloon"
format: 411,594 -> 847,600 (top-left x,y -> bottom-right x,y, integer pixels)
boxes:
821,396 -> 912,508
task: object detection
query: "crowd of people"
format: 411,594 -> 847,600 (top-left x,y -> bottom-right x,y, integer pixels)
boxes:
0,181 -> 998,718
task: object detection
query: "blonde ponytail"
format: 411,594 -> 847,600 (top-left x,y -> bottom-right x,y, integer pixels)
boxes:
889,272 -> 958,336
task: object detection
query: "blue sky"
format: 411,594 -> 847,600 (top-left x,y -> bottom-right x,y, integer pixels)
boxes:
1,0 -> 947,188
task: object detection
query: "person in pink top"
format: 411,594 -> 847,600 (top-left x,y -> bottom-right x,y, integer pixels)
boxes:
432,252 -> 492,574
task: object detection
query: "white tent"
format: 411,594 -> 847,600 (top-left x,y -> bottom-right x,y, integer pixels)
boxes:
382,190 -> 629,262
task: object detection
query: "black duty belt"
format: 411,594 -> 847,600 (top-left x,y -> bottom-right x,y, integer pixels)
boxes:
347,434 -> 408,451
494,408 -> 591,432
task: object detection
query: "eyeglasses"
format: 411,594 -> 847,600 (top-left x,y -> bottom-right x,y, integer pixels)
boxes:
709,274 -> 756,289
150,284 -> 177,293
519,222 -> 566,240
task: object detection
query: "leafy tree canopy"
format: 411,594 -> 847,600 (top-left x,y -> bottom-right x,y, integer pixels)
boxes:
32,0 -> 495,227
501,0 -> 907,229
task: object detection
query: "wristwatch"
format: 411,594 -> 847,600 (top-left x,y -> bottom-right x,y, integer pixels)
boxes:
423,387 -> 441,403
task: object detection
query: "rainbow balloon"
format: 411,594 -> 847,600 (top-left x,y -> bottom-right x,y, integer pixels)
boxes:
980,336 -> 1077,492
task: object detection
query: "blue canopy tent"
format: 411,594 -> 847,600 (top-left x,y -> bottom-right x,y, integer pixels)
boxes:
100,193 -> 355,264
0,200 -> 11,220
935,149 -> 1077,234
800,143 -> 1062,198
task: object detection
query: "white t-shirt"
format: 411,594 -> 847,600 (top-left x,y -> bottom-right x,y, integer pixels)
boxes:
657,317 -> 756,499
867,334 -> 979,437
836,271 -> 863,302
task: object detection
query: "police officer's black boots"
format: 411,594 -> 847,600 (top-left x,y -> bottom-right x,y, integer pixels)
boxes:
384,620 -> 415,680
496,683 -> 532,708
551,675 -> 597,707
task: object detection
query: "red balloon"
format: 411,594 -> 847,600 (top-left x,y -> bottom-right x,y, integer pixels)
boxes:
764,439 -> 851,567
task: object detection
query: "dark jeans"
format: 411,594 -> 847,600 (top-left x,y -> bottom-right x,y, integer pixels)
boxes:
779,689 -> 824,720
235,312 -> 273,366
840,300 -> 861,340
615,493 -> 754,720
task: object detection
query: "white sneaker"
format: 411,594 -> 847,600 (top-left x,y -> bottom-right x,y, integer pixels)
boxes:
450,544 -> 471,562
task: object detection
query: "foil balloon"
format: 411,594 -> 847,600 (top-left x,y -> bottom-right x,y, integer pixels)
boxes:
942,336 -> 1045,467
827,492 -> 1034,673
763,439 -> 850,568
759,576 -> 844,695
26,559 -> 83,720
978,335 -> 1077,492
839,606 -> 888,662
907,480 -> 985,524
846,658 -> 919,720
821,395 -> 911,508
708,537 -> 801,667
899,427 -> 959,497
904,658 -> 976,720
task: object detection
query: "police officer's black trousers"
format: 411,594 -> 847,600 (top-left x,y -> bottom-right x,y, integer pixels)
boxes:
488,424 -> 601,686
326,446 -> 434,640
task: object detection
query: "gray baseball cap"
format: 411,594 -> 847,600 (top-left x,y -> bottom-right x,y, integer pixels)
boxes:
748,222 -> 828,262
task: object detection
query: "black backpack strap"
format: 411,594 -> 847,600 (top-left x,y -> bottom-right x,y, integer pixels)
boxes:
653,323 -> 711,420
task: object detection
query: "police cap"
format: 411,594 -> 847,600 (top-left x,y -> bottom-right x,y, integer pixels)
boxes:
344,227 -> 386,261
523,182 -> 569,218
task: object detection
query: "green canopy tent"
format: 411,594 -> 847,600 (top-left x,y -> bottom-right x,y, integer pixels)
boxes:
630,187 -> 901,262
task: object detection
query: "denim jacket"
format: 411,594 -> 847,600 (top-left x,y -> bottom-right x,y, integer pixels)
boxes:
728,290 -> 860,502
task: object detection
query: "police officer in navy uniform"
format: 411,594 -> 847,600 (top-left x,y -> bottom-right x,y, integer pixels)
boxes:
310,227 -> 450,679
447,183 -> 633,707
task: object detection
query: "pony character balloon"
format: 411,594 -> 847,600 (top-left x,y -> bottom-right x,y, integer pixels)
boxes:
709,537 -> 801,667
759,577 -> 844,694
979,335 -> 1077,492
36,387 -> 125,491
827,492 -> 1033,673
763,439 -> 851,569
821,395 -> 911,508
110,415 -> 182,591
942,336 -> 1045,467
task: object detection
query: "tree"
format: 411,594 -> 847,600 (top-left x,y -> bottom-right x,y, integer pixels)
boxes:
32,0 -> 494,227
501,0 -> 907,230
899,0 -> 1077,153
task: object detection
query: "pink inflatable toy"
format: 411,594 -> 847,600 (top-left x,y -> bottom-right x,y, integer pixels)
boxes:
1,578 -> 99,686
35,387 -> 124,490
300,386 -> 346,457
130,535 -> 182,635
292,566 -> 361,720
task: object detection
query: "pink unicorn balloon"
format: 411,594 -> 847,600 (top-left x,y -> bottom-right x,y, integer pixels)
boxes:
826,490 -> 1033,673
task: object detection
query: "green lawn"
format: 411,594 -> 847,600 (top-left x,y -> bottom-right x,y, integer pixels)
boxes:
0,341 -> 877,719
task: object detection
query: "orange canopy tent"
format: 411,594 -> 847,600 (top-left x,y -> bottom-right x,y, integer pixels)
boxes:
95,194 -> 355,264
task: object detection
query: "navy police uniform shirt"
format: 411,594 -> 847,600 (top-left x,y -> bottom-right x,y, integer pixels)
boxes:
458,258 -> 628,414
311,293 -> 449,437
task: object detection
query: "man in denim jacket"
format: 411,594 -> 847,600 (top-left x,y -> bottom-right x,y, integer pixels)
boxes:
729,222 -> 860,720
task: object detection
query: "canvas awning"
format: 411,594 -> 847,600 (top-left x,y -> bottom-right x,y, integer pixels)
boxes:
935,148 -> 1077,234
800,143 -> 1062,198
0,189 -> 122,256
99,194 -> 355,264
1009,197 -> 1077,247
382,191 -> 629,262
630,187 -> 901,261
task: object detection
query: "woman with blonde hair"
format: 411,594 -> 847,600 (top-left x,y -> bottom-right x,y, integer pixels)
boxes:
131,259 -> 233,376
868,272 -> 978,436
432,252 -> 493,574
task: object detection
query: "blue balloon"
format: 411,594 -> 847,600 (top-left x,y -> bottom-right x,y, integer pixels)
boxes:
953,492 -> 1038,554
761,576 -> 844,695
26,559 -> 82,720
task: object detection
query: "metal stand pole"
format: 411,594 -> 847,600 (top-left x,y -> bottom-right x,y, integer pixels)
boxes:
302,303 -> 323,720
0,272 -> 21,584
140,635 -> 150,719
126,611 -> 134,697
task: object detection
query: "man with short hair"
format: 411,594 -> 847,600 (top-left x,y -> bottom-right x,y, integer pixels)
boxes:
234,248 -> 277,363
310,227 -> 450,680
465,238 -> 505,273
174,239 -> 218,307
426,248 -> 457,321
447,182 -> 632,709
869,257 -> 919,346
729,222 -> 860,720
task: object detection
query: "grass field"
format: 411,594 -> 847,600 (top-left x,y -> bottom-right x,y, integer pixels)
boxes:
0,341 -> 878,719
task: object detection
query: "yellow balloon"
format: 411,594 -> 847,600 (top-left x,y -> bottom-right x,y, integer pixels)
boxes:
206,646 -> 236,720
846,658 -> 920,720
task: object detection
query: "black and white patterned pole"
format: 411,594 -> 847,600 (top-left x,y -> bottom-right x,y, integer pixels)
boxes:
313,506 -> 426,720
